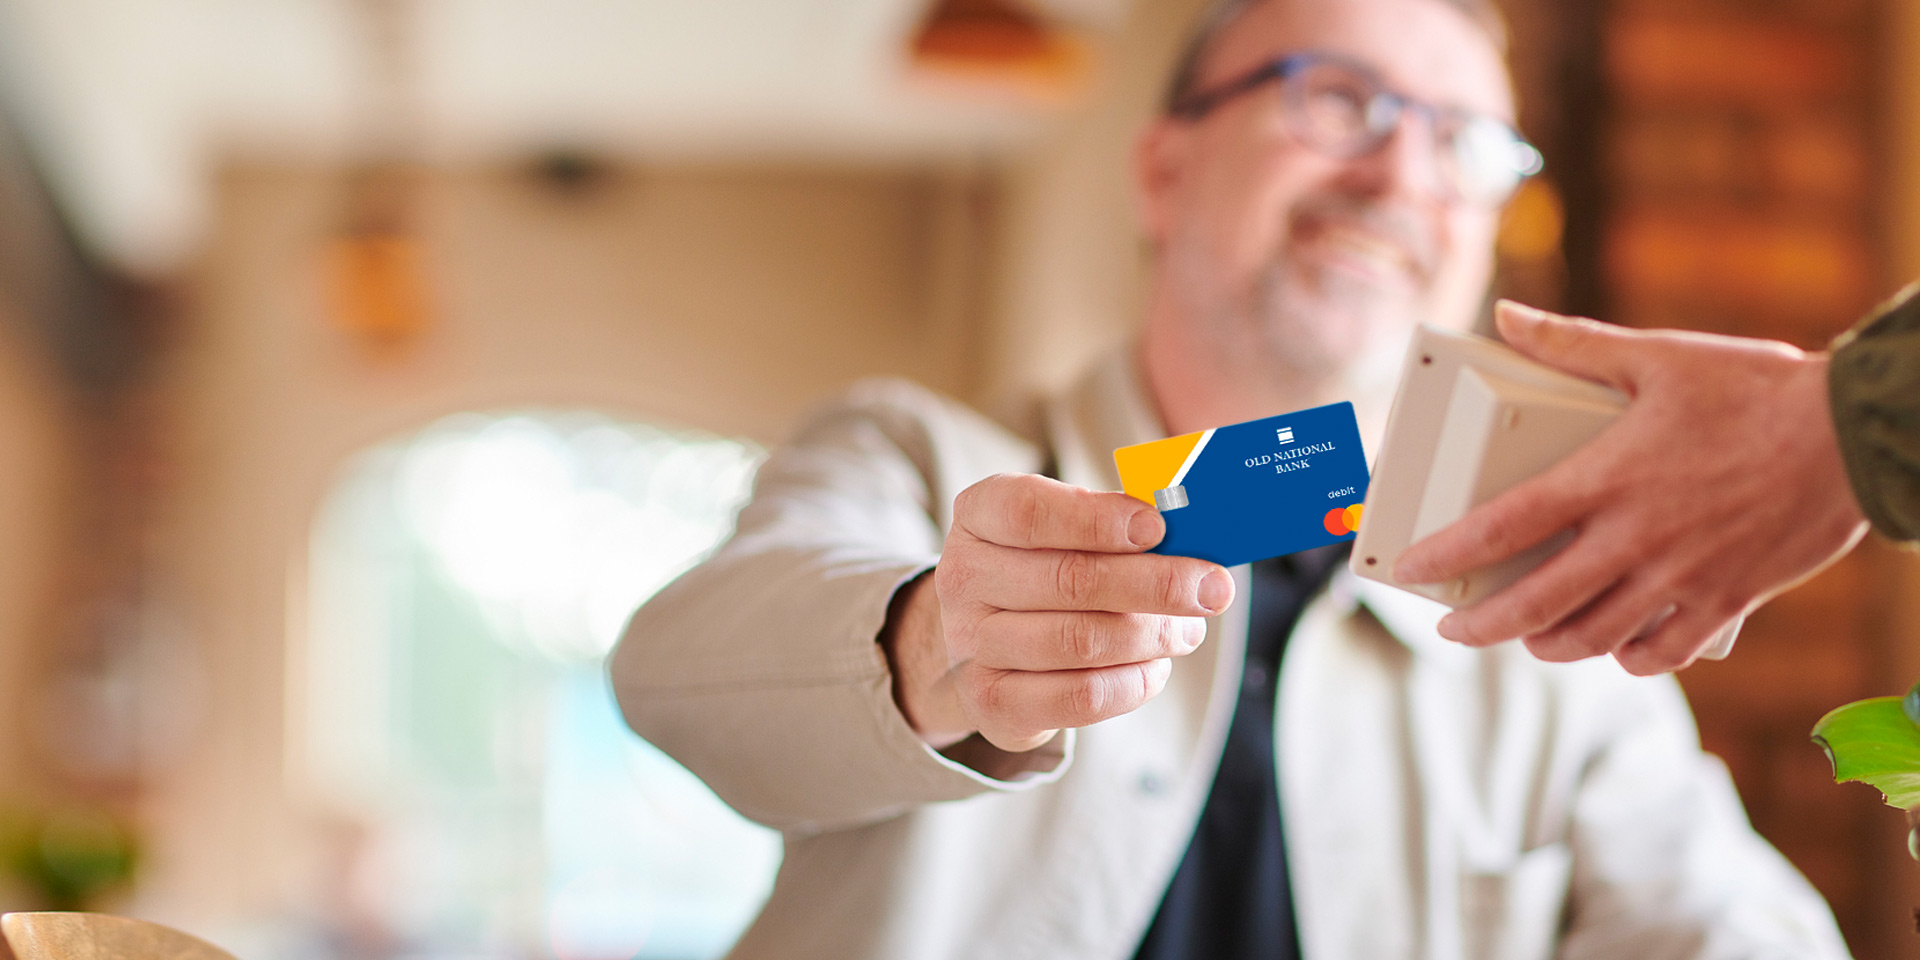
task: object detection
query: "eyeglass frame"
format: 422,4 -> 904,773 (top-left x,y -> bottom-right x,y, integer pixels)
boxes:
1166,50 -> 1546,206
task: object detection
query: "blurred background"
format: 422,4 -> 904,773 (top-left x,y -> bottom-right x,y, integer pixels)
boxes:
0,0 -> 1917,957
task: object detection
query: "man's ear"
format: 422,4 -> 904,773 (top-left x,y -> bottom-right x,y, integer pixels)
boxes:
1133,117 -> 1194,248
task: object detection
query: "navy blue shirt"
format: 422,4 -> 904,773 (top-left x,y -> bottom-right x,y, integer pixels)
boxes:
1132,544 -> 1348,960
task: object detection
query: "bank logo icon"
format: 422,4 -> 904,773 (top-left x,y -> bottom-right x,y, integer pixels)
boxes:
1276,427 -> 1295,445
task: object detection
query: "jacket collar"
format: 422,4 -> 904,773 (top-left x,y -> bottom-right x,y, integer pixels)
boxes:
1049,347 -> 1469,663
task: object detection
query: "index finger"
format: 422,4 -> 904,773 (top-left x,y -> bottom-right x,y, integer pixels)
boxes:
954,473 -> 1164,553
1392,454 -> 1599,585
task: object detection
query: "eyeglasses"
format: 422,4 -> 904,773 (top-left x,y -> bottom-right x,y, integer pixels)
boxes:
1170,51 -> 1545,207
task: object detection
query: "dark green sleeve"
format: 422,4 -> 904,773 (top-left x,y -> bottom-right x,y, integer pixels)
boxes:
1829,282 -> 1920,543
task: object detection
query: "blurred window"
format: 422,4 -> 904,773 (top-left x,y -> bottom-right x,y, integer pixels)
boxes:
302,411 -> 776,960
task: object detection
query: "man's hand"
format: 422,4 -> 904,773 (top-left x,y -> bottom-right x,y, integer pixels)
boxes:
882,473 -> 1234,753
1391,301 -> 1870,675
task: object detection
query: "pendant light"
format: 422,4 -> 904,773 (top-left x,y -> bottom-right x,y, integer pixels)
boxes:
908,0 -> 1091,104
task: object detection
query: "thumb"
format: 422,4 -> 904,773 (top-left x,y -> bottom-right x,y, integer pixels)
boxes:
1495,300 -> 1647,391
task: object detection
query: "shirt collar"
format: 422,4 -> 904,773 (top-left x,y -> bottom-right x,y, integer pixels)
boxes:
1334,570 -> 1476,663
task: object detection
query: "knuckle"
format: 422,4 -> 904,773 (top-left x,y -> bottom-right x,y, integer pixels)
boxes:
970,668 -> 1015,718
1115,661 -> 1162,713
1062,676 -> 1108,727
1571,459 -> 1625,503
1009,482 -> 1047,546
1079,492 -> 1111,547
933,556 -> 975,602
1151,615 -> 1181,655
1062,613 -> 1104,664
1481,508 -> 1532,553
1054,551 -> 1100,607
1152,615 -> 1199,656
1124,613 -> 1163,657
1157,564 -> 1190,611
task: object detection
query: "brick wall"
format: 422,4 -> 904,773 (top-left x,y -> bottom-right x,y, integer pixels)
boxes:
1567,0 -> 1909,952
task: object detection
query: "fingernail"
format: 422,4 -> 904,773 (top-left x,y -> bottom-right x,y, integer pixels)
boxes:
1184,617 -> 1209,651
1495,303 -> 1550,342
1391,556 -> 1429,583
1128,508 -> 1164,548
1497,299 -> 1546,324
1436,613 -> 1464,642
1198,570 -> 1233,614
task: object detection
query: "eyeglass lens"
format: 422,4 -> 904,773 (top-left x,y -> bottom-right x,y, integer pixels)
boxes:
1279,57 -> 1534,205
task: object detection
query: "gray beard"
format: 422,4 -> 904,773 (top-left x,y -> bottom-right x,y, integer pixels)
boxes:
1233,258 -> 1417,404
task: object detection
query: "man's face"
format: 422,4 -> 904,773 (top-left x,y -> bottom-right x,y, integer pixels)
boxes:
1138,0 -> 1513,392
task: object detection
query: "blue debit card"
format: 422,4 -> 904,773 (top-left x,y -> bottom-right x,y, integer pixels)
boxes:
1113,403 -> 1370,567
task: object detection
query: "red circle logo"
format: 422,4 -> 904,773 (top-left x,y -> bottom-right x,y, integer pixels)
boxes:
1324,504 -> 1364,536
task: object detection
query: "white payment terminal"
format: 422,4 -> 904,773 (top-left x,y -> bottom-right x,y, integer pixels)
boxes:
1351,325 -> 1741,660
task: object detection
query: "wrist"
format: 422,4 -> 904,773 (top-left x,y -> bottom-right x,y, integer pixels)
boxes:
1798,352 -> 1868,529
879,572 -> 973,749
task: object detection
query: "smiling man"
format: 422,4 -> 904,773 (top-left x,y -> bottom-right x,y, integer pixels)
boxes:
611,0 -> 1848,957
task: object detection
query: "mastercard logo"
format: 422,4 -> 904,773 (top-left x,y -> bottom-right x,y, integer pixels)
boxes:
1324,503 -> 1364,536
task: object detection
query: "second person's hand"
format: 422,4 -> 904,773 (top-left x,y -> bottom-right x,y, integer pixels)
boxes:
1392,301 -> 1869,675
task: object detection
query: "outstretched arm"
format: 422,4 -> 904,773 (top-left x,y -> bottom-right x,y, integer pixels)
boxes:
611,380 -> 1227,834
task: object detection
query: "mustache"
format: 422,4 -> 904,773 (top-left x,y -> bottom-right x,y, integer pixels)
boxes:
1285,194 -> 1439,282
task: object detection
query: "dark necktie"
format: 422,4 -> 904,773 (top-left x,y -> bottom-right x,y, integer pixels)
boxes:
1131,543 -> 1349,960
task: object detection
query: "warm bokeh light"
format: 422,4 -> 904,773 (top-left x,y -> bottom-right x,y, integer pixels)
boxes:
304,412 -> 776,959
1496,176 -> 1565,265
394,414 -> 761,663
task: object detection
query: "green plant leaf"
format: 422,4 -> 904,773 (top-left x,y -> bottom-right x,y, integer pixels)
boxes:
1812,696 -> 1920,809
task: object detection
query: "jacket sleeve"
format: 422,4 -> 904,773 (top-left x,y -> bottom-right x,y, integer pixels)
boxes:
1556,673 -> 1851,959
608,379 -> 1072,836
1830,282 -> 1920,544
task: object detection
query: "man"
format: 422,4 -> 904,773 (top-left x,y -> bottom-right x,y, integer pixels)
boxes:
1394,295 -> 1914,674
612,0 -> 1849,956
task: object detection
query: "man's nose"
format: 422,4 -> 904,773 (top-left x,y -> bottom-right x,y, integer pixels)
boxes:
1340,107 -> 1448,203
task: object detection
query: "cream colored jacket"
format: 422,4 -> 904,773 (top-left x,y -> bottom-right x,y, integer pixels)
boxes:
612,353 -> 1849,960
